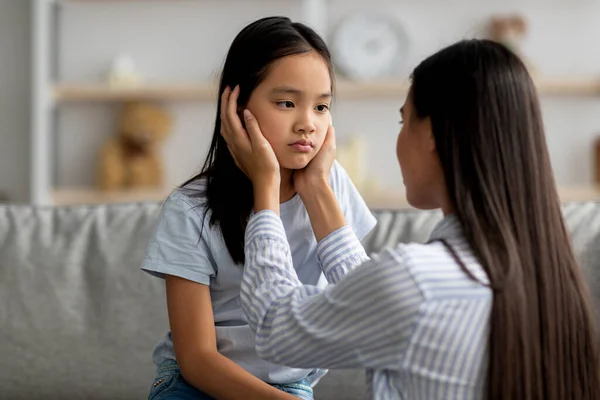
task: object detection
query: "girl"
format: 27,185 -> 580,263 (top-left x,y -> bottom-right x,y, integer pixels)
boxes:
225,39 -> 600,399
141,16 -> 376,400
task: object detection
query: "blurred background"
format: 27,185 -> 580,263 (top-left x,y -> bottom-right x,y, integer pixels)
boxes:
2,0 -> 600,207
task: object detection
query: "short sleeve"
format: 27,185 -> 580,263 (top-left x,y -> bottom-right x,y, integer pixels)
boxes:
330,160 -> 377,240
141,192 -> 216,285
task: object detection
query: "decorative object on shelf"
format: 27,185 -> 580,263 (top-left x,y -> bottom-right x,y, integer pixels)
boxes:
488,14 -> 536,75
98,102 -> 173,191
107,54 -> 143,88
336,135 -> 374,192
330,12 -> 409,81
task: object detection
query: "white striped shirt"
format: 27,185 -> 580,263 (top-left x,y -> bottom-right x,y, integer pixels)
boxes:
241,210 -> 492,399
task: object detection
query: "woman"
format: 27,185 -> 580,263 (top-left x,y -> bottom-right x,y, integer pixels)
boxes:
222,39 -> 600,399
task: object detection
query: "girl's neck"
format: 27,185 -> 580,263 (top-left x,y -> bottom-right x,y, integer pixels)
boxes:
279,168 -> 296,203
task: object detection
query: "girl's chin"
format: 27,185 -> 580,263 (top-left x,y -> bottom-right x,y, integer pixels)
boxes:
277,155 -> 314,171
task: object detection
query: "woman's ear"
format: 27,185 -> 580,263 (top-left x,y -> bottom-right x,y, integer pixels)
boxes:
424,117 -> 436,152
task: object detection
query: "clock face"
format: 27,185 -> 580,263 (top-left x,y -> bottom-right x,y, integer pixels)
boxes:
331,13 -> 409,80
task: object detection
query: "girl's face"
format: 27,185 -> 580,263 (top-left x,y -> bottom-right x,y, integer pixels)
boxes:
245,51 -> 332,170
396,91 -> 445,210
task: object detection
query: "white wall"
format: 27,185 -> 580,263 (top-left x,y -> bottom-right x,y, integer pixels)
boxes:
53,0 -> 600,192
0,0 -> 31,202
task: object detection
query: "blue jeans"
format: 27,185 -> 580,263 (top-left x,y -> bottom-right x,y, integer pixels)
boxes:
148,360 -> 314,400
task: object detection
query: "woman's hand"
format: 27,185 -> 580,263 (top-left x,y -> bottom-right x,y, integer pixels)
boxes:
220,85 -> 280,190
293,124 -> 336,198
293,125 -> 345,240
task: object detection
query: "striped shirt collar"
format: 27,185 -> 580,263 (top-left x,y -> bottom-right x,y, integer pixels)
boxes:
428,214 -> 463,242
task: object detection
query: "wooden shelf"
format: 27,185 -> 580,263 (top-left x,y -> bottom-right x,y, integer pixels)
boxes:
336,80 -> 410,99
53,84 -> 218,102
534,77 -> 600,96
52,81 -> 409,102
52,187 -> 171,206
52,77 -> 600,103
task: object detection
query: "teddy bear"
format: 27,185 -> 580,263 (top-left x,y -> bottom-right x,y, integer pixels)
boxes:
98,101 -> 173,191
490,15 -> 527,52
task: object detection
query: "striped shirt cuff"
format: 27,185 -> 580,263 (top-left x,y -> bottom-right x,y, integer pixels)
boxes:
317,225 -> 369,283
245,210 -> 287,245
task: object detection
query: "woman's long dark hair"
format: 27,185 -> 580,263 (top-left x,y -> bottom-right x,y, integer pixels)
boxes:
182,17 -> 333,264
411,39 -> 600,399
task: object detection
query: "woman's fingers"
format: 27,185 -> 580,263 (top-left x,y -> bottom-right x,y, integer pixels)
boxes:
242,109 -> 265,145
220,85 -> 278,175
218,86 -> 280,182
221,85 -> 251,155
221,86 -> 231,132
220,85 -> 242,143
318,124 -> 336,160
324,124 -> 336,150
227,85 -> 246,140
300,124 -> 336,181
220,86 -> 237,149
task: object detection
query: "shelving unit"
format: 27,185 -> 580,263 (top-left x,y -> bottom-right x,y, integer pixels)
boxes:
53,83 -> 218,102
52,77 -> 600,103
32,0 -> 600,206
50,80 -> 412,103
31,0 -> 331,205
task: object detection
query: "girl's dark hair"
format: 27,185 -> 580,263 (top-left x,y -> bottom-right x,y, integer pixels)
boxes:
182,16 -> 333,264
411,39 -> 600,399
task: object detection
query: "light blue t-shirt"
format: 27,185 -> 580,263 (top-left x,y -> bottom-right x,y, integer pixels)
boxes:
141,161 -> 377,384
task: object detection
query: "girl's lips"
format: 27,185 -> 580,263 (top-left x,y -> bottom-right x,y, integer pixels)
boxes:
289,143 -> 313,152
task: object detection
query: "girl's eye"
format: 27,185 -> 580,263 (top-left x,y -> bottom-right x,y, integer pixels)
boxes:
276,101 -> 295,108
399,120 -> 404,125
316,104 -> 330,112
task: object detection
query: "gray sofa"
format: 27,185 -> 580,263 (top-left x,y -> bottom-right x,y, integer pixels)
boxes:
0,201 -> 599,400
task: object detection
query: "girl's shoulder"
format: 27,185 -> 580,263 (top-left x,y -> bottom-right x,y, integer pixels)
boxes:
176,177 -> 208,205
158,177 -> 213,234
143,178 -> 218,284
328,160 -> 351,193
